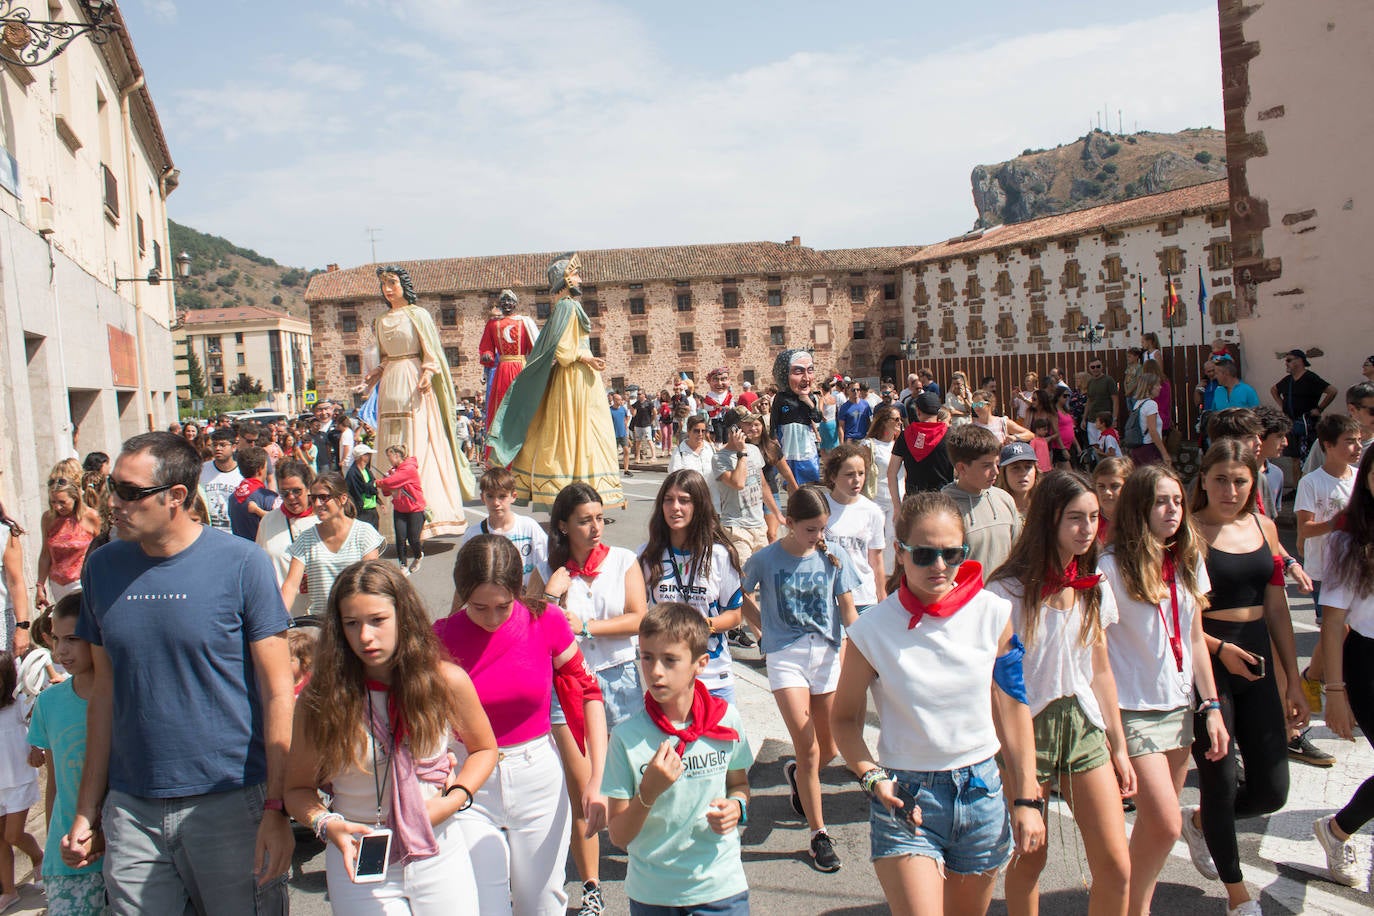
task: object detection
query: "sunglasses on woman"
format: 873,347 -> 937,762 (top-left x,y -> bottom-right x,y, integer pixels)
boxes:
309,493 -> 336,505
106,478 -> 176,501
896,542 -> 970,567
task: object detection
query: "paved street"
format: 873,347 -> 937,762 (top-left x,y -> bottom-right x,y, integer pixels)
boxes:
283,467 -> 1373,915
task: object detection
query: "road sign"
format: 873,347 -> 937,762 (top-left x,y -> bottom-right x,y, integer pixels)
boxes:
304,389 -> 317,406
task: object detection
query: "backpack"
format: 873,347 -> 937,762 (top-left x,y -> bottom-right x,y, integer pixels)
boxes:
1121,405 -> 1145,450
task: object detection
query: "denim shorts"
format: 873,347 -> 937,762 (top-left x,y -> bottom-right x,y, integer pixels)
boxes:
630,890 -> 749,916
597,659 -> 643,729
869,756 -> 1011,875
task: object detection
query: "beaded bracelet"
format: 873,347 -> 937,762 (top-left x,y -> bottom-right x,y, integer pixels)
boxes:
312,811 -> 344,842
859,767 -> 891,795
1197,699 -> 1222,714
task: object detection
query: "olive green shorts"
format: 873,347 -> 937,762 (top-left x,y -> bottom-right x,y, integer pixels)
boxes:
1032,696 -> 1109,784
1121,706 -> 1193,758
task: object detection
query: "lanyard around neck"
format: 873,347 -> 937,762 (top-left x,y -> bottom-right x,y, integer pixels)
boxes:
365,687 -> 396,828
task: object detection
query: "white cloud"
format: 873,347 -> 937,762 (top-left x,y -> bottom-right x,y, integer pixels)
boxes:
173,6 -> 1225,267
140,0 -> 177,23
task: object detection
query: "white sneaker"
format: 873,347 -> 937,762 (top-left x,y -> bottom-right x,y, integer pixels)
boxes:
1313,815 -> 1361,887
1226,901 -> 1261,916
1180,805 -> 1219,880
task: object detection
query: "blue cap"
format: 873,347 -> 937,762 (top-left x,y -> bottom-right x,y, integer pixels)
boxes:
999,441 -> 1037,467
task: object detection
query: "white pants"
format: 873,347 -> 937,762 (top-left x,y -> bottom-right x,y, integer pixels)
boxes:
324,818 -> 478,916
454,734 -> 571,916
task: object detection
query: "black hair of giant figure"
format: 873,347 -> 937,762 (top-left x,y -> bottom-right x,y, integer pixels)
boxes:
772,348 -> 808,391
376,265 -> 418,304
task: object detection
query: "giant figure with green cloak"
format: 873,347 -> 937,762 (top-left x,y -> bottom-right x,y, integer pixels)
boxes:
487,253 -> 625,510
358,265 -> 477,536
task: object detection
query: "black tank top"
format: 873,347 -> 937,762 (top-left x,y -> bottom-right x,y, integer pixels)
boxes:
1204,516 -> 1272,611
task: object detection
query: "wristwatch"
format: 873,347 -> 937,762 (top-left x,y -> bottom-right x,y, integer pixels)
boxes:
14,621 -> 29,631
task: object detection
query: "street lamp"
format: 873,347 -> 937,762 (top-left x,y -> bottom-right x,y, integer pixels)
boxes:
1077,321 -> 1106,350
116,251 -> 192,289
901,337 -> 920,361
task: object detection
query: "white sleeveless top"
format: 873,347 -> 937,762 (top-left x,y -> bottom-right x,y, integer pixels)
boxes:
538,546 -> 638,673
329,690 -> 445,825
846,589 -> 1011,771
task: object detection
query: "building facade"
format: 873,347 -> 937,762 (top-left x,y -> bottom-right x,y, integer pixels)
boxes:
304,240 -> 920,402
0,2 -> 178,526
1218,0 -> 1374,394
174,306 -> 312,414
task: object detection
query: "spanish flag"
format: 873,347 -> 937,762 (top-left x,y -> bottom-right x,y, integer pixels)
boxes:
1164,273 -> 1179,320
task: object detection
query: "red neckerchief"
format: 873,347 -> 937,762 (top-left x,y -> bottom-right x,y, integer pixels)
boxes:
364,678 -> 408,743
1097,515 -> 1113,544
644,678 -> 738,757
566,542 -> 610,580
1040,558 -> 1100,598
896,561 -> 984,629
1100,426 -> 1120,443
281,503 -> 314,521
233,477 -> 265,503
1159,552 -> 1183,673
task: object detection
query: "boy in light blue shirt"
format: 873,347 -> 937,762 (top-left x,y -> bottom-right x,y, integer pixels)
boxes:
605,604 -> 752,915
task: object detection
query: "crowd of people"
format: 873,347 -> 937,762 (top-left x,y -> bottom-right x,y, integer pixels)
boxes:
0,344 -> 1369,916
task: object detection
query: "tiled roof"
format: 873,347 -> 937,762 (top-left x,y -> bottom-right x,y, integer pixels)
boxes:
902,180 -> 1230,265
179,305 -> 299,325
305,241 -> 925,302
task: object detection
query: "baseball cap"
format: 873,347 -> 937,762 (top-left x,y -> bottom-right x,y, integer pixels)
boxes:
353,444 -> 375,457
1285,349 -> 1311,366
914,391 -> 943,417
999,442 -> 1037,468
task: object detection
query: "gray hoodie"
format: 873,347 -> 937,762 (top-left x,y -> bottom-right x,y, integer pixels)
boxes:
941,482 -> 1023,572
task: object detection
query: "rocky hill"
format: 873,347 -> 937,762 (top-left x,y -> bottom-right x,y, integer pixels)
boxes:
168,220 -> 318,319
971,128 -> 1226,228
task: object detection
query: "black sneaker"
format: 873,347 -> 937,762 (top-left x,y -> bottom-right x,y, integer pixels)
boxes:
810,831 -> 841,872
577,880 -> 604,916
623,469 -> 634,478
783,759 -> 805,818
728,627 -> 757,649
1288,732 -> 1335,767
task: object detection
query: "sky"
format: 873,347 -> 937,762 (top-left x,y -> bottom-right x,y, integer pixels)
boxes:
121,0 -> 1225,270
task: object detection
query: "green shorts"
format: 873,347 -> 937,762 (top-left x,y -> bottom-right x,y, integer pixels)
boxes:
1121,706 -> 1193,758
1032,696 -> 1109,784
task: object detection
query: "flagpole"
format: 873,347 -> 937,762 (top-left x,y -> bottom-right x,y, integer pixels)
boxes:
1137,269 -> 1145,340
1167,270 -> 1176,352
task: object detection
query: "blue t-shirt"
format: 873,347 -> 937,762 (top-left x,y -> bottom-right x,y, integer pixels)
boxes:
227,486 -> 277,542
603,704 -> 752,906
741,541 -> 859,652
836,398 -> 872,441
1213,381 -> 1260,410
28,679 -> 98,877
610,405 -> 629,438
76,527 -> 291,798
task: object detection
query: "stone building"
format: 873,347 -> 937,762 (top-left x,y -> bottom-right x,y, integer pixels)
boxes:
174,306 -> 312,413
0,2 -> 178,526
1218,0 -> 1374,393
304,240 -> 920,402
896,180 -> 1232,432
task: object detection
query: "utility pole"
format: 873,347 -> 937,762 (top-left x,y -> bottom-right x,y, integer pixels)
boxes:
365,227 -> 382,264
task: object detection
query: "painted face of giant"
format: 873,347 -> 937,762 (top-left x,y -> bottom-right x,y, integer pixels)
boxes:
788,351 -> 814,397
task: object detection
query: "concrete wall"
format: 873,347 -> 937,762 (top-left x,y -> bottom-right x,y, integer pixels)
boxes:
1220,0 -> 1374,393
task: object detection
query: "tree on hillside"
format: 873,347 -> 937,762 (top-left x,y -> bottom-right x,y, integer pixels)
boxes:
185,346 -> 208,399
230,373 -> 264,396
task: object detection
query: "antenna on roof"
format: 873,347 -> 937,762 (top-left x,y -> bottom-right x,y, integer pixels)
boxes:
365,227 -> 382,264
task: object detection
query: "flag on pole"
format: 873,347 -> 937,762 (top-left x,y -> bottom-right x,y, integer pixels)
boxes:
1164,272 -> 1179,320
1137,274 -> 1145,329
1197,266 -> 1208,322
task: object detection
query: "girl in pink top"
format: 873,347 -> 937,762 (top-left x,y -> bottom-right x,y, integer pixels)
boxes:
435,535 -> 608,916
36,481 -> 99,608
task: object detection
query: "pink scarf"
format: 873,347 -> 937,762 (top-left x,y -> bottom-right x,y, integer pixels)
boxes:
364,682 -> 452,864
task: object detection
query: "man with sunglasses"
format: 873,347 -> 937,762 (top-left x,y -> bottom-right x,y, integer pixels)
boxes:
64,432 -> 294,914
1271,349 -> 1338,459
1081,360 -> 1120,449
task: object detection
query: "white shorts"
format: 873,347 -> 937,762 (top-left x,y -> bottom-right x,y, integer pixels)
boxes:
0,780 -> 39,815
766,632 -> 842,694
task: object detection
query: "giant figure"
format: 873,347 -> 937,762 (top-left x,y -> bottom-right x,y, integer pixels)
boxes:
488,253 -> 625,510
358,265 -> 476,536
479,288 -> 538,434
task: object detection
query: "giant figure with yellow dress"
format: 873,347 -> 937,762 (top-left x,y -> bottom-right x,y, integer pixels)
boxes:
487,253 -> 625,510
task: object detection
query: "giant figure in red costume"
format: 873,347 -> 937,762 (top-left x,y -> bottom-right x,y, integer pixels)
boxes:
479,288 -> 538,435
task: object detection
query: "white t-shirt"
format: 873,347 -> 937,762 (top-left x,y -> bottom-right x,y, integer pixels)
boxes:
846,589 -> 1012,771
199,461 -> 244,531
454,415 -> 472,441
668,441 -> 719,507
987,577 -> 1119,729
1137,399 -> 1160,440
1100,552 -> 1211,711
537,546 -> 638,673
1318,533 -> 1374,638
462,514 -> 548,583
338,426 -> 356,472
863,438 -> 897,509
0,698 -> 36,791
1098,433 -> 1122,457
641,543 -> 744,691
1295,467 -> 1355,577
255,509 -> 320,617
285,519 -> 386,617
824,493 -> 887,606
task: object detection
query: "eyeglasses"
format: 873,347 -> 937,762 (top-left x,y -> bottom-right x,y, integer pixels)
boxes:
48,477 -> 71,488
309,493 -> 336,505
107,478 -> 176,502
1089,364 -> 1103,370
281,487 -> 306,497
896,542 -> 970,567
